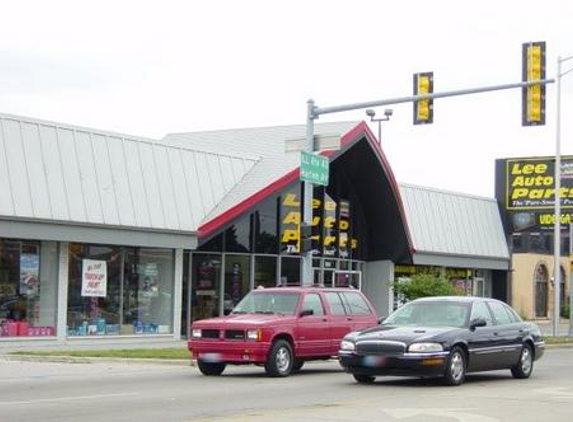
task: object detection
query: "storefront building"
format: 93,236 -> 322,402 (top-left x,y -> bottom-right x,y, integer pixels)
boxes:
0,112 -> 509,347
495,156 -> 571,319
393,184 -> 510,308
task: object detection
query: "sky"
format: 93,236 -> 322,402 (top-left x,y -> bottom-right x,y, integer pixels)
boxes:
1,0 -> 572,198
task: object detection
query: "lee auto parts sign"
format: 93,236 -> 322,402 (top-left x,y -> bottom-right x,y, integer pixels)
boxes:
495,156 -> 573,232
81,259 -> 107,297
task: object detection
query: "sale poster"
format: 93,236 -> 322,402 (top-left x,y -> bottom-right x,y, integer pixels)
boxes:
81,259 -> 107,297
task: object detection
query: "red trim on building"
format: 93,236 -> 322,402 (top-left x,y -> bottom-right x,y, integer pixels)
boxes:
197,121 -> 415,254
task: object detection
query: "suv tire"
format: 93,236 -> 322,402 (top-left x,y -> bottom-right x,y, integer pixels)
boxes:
265,339 -> 293,377
197,360 -> 226,376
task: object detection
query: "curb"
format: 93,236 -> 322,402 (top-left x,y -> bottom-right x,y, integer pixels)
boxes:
0,354 -> 194,366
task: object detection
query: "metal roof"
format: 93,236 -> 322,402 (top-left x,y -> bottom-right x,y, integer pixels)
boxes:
161,121 -> 359,225
399,183 -> 509,268
0,113 -> 256,233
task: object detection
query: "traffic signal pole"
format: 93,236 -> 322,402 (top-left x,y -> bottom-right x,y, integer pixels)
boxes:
302,78 -> 554,288
311,79 -> 553,118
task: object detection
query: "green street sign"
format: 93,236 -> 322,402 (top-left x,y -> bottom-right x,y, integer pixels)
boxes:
300,151 -> 329,186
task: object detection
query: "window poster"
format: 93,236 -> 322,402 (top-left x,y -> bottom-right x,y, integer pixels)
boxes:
19,253 -> 40,297
81,259 -> 107,297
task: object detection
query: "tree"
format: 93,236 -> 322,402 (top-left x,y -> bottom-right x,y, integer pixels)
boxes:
393,273 -> 463,302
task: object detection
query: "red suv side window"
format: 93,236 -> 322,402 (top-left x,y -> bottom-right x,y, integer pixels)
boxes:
341,292 -> 372,315
325,292 -> 346,315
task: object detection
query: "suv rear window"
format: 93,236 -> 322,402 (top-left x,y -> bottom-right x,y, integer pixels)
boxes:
341,292 -> 372,315
324,292 -> 346,315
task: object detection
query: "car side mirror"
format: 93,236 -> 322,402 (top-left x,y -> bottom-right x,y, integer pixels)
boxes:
470,317 -> 487,330
299,309 -> 314,317
377,316 -> 386,325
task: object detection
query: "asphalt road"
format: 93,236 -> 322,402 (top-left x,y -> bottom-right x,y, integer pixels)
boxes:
1,347 -> 572,422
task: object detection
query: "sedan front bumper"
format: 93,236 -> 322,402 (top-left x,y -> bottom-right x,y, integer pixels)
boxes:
339,350 -> 449,377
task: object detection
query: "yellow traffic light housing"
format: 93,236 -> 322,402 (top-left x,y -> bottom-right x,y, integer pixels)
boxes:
522,42 -> 546,126
413,72 -> 434,124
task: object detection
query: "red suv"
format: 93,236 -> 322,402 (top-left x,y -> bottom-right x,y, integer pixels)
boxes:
188,286 -> 378,377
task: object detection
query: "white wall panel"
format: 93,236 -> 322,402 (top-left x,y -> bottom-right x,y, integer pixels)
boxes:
91,134 -> 120,225
107,136 -> 136,227
194,151 -> 215,215
39,125 -> 70,221
75,131 -> 104,223
123,139 -> 151,228
0,119 -> 15,216
219,156 -> 236,192
21,122 -> 52,219
138,142 -> 165,228
2,119 -> 34,217
167,148 -> 195,230
181,150 -> 205,224
153,145 -> 180,230
57,128 -> 87,222
207,154 -> 225,204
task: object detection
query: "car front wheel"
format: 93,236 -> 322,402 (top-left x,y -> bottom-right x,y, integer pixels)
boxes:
265,339 -> 293,377
444,347 -> 466,386
511,344 -> 533,379
197,360 -> 226,376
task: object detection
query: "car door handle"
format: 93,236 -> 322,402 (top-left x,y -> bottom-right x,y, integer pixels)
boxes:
493,332 -> 499,336
322,318 -> 328,322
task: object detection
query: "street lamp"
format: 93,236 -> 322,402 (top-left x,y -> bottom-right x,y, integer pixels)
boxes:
366,108 -> 393,144
553,53 -> 573,337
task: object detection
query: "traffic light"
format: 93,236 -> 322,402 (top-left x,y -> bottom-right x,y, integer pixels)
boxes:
413,72 -> 434,124
522,41 -> 546,126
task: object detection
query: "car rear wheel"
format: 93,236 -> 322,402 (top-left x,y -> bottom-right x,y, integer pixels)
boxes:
265,339 -> 293,377
511,344 -> 533,379
197,360 -> 226,376
353,374 -> 375,384
444,347 -> 466,386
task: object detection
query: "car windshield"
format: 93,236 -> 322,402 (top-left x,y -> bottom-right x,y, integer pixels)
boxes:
231,291 -> 300,315
384,301 -> 470,328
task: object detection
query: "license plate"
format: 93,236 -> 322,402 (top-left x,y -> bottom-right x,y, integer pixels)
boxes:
200,353 -> 222,362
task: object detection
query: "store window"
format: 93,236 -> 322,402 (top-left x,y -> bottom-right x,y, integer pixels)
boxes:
67,244 -> 174,336
224,255 -> 251,314
192,254 -> 222,321
280,256 -> 300,286
127,248 -> 175,334
254,256 -> 277,288
255,197 -> 279,254
0,239 -> 58,337
225,215 -> 252,253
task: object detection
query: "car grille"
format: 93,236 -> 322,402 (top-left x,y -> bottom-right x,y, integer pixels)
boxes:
356,340 -> 406,355
201,329 -> 220,339
225,330 -> 246,340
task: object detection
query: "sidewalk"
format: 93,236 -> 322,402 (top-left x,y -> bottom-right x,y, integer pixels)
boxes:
533,319 -> 572,336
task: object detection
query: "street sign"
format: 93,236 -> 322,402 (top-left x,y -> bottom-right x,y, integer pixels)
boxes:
300,151 -> 329,186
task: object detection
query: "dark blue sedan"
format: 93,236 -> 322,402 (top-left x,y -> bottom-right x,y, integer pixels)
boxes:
338,296 -> 545,386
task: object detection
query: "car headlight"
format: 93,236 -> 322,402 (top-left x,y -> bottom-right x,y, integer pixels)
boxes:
246,329 -> 261,341
408,342 -> 444,353
340,340 -> 356,352
191,329 -> 202,338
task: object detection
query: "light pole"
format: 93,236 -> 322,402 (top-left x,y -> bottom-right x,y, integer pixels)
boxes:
553,53 -> 573,337
366,108 -> 393,144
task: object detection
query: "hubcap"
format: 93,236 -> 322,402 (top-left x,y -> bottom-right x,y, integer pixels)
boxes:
521,348 -> 532,374
276,347 -> 290,372
450,352 -> 464,381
